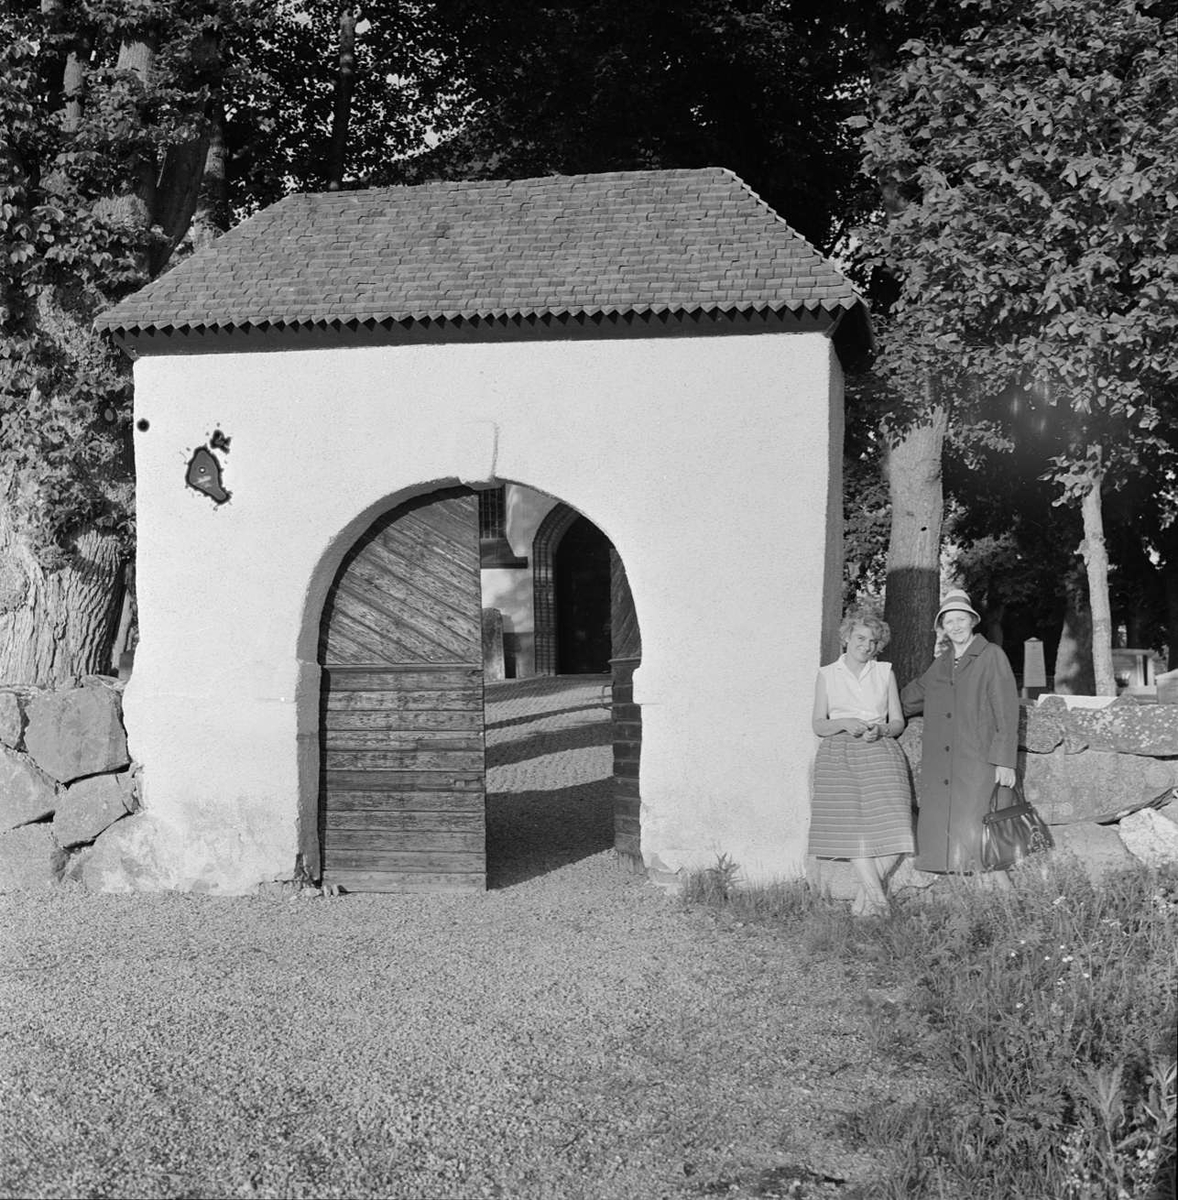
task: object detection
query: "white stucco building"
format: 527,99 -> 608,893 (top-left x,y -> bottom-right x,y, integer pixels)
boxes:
95,167 -> 869,893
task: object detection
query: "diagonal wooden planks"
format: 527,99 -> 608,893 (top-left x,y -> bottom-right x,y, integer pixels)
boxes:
319,489 -> 486,893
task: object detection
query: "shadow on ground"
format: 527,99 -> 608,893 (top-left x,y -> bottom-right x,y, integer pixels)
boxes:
485,703 -> 605,732
485,721 -> 612,768
484,675 -> 609,702
485,781 -> 614,889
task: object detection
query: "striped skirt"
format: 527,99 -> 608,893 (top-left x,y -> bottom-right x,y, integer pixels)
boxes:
808,734 -> 915,859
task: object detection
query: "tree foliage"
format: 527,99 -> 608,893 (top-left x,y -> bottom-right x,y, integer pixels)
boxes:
232,1 -> 462,211
1,0 -> 281,568
385,0 -> 877,253
1,0 -> 288,680
855,0 -> 1178,687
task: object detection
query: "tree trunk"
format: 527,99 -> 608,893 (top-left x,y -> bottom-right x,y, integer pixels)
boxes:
1079,468 -> 1116,696
882,405 -> 948,687
157,26 -> 225,266
982,600 -> 1005,648
190,94 -> 228,249
0,507 -> 126,686
1054,571 -> 1094,694
62,49 -> 84,132
115,37 -> 158,227
327,5 -> 358,190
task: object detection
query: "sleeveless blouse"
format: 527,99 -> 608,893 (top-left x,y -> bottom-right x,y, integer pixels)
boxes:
819,658 -> 893,723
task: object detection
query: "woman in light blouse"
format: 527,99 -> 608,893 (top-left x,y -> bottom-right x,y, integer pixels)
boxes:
809,609 -> 914,917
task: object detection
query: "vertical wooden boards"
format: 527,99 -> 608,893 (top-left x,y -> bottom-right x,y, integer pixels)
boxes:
319,489 -> 486,893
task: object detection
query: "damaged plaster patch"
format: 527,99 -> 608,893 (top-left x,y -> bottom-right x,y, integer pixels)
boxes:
185,429 -> 232,504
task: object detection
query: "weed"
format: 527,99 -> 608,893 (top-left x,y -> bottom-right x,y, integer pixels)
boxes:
684,854 -> 1178,1198
681,852 -> 743,904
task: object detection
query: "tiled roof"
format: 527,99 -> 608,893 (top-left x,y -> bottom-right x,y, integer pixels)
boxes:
95,167 -> 864,335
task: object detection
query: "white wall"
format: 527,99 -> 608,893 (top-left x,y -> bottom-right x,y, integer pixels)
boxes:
122,330 -> 841,891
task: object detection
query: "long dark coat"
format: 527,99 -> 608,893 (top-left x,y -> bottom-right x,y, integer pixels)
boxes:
900,634 -> 1019,872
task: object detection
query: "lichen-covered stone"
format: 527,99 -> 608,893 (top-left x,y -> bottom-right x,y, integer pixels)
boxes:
0,748 -> 57,831
1021,705 -> 1064,753
0,824 -> 66,891
0,691 -> 23,749
1023,749 -> 1178,824
1062,701 -> 1178,757
23,685 -> 129,784
52,773 -> 133,848
1118,807 -> 1178,869
1062,728 -> 1090,754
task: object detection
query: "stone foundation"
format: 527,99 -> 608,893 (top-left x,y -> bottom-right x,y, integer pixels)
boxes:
0,678 -> 139,892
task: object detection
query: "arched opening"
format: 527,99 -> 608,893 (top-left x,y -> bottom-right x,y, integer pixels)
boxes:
310,481 -> 642,891
554,515 -> 613,674
530,502 -> 580,677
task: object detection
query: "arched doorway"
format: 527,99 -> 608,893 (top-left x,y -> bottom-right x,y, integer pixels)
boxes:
532,503 -> 616,676
315,484 -> 643,891
317,486 -> 487,893
554,515 -> 613,674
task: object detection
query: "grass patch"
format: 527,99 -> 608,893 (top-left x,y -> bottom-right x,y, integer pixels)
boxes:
683,854 -> 1178,1199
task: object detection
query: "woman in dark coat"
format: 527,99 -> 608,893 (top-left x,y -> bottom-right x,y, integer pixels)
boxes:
900,589 -> 1019,875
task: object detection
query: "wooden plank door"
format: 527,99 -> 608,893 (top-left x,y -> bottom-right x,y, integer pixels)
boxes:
319,488 -> 485,892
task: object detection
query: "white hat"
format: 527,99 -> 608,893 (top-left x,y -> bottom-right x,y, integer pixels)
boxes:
934,589 -> 980,630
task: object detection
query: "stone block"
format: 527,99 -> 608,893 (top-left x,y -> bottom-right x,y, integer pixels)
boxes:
0,824 -> 67,891
79,813 -> 168,893
23,685 -> 129,784
61,844 -> 92,884
120,768 -> 141,813
0,691 -> 23,749
1118,808 -> 1178,869
1022,748 -> 1178,824
1046,823 -> 1135,883
0,748 -> 58,831
52,773 -> 133,848
1021,704 -> 1064,753
1063,700 -> 1178,757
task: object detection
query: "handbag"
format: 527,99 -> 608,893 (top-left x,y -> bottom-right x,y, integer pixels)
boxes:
980,781 -> 1053,872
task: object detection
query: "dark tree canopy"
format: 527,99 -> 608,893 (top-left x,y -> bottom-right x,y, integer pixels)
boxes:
382,0 -> 879,254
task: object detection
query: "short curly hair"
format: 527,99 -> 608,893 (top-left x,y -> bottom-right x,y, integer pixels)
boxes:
839,609 -> 891,653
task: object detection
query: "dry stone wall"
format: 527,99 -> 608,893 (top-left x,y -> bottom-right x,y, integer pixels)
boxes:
0,678 -> 138,892
896,696 -> 1178,883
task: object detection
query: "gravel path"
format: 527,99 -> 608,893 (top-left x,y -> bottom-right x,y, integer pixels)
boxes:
0,678 -> 919,1200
